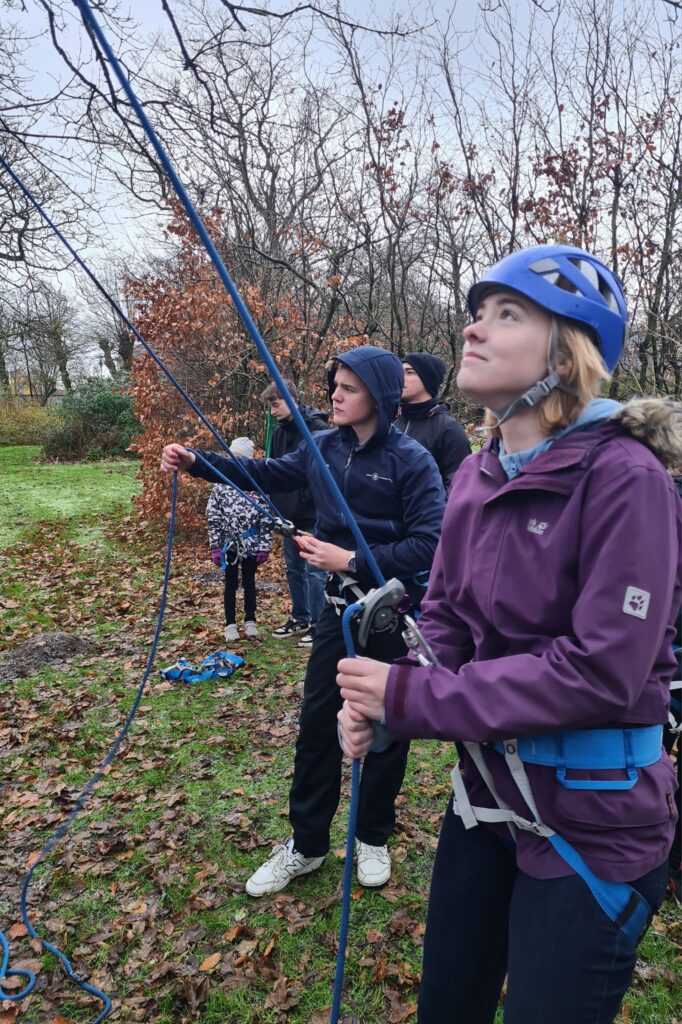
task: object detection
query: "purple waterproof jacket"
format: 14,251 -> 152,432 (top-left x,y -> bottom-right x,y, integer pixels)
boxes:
386,400 -> 682,882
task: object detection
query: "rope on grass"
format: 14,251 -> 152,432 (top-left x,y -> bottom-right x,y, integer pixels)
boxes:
0,472 -> 178,1021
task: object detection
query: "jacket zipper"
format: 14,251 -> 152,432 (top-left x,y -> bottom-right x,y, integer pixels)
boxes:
343,447 -> 356,505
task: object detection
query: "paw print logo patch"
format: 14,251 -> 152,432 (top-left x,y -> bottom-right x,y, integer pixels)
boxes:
623,586 -> 650,620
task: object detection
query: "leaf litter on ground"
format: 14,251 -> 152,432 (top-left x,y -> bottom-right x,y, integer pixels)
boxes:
0,476 -> 680,1023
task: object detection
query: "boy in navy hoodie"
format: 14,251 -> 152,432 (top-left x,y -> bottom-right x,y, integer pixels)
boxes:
161,346 -> 445,894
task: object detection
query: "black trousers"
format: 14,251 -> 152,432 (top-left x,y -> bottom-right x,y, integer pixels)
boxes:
289,600 -> 410,856
418,798 -> 668,1024
223,556 -> 257,624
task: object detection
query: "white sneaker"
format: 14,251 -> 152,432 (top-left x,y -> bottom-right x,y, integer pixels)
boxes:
224,623 -> 240,642
245,837 -> 325,897
243,620 -> 259,638
356,840 -> 391,887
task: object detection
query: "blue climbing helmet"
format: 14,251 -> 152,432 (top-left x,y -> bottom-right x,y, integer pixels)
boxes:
467,244 -> 628,373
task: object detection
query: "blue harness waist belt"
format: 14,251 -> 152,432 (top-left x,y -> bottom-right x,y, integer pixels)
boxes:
492,724 -> 663,790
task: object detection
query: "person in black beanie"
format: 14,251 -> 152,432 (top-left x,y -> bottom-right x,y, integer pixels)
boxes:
395,352 -> 471,490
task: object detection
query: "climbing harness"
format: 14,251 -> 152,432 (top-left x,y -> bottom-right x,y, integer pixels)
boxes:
220,523 -> 261,569
450,725 -> 664,946
491,725 -> 663,790
159,650 -> 245,685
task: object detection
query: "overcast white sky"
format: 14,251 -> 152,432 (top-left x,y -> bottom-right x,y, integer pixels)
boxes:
4,0 -> 468,283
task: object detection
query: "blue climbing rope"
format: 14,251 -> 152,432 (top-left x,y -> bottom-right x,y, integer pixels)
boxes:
71,0 -> 386,591
329,602 -> 366,1020
0,472 -> 179,1020
0,146 -> 373,1022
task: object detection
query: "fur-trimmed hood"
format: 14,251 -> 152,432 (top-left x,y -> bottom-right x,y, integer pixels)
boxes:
612,397 -> 682,470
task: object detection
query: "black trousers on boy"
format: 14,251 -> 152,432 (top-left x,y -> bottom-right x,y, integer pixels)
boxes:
289,598 -> 411,856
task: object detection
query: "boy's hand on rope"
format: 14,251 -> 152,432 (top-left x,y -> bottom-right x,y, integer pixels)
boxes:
161,444 -> 196,473
337,701 -> 375,759
337,656 -> 389,721
210,548 -> 222,567
295,533 -> 352,572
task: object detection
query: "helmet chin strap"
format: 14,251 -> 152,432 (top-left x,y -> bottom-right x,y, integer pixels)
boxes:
488,317 -> 570,429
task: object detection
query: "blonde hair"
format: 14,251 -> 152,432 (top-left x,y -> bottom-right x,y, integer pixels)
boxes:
485,322 -> 610,438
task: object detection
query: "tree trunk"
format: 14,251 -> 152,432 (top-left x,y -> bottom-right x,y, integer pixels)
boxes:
0,346 -> 10,392
98,335 -> 118,377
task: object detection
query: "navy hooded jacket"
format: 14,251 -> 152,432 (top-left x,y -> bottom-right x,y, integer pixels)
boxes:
188,346 -> 446,585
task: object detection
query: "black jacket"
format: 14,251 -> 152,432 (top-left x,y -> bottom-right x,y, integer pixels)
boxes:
395,399 -> 471,490
268,403 -> 328,529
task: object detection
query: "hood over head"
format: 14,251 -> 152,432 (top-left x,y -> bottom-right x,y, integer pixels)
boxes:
328,346 -> 404,441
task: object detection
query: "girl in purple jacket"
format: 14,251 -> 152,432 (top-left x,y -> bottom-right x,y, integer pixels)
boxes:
336,245 -> 682,1024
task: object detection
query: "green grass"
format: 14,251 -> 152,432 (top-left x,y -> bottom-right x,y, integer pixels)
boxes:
0,444 -> 140,547
0,446 -> 679,1024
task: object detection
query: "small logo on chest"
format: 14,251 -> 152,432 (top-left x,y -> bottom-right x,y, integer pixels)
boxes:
366,472 -> 394,483
526,518 -> 549,536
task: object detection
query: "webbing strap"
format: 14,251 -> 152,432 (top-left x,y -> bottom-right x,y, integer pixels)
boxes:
220,523 -> 262,569
548,834 -> 651,946
670,680 -> 682,733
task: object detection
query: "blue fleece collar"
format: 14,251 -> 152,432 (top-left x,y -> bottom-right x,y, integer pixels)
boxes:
499,399 -> 622,480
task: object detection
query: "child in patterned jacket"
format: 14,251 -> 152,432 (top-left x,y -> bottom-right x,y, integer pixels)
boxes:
207,437 -> 273,642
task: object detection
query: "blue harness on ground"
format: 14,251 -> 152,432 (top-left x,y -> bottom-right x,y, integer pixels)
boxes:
160,651 -> 245,685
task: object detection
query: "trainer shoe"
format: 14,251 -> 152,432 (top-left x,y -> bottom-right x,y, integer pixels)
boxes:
243,620 -> 259,638
271,618 -> 308,638
224,623 -> 240,642
297,626 -> 316,647
245,837 -> 325,897
356,840 -> 391,887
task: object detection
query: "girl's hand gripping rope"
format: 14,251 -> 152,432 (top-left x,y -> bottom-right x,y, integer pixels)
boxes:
337,656 -> 391,758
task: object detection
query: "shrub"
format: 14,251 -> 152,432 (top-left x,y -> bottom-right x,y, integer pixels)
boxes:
41,375 -> 139,461
0,397 -> 56,445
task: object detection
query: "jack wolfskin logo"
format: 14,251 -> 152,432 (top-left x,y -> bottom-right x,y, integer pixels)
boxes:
623,586 -> 650,620
526,518 -> 549,536
366,472 -> 393,483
